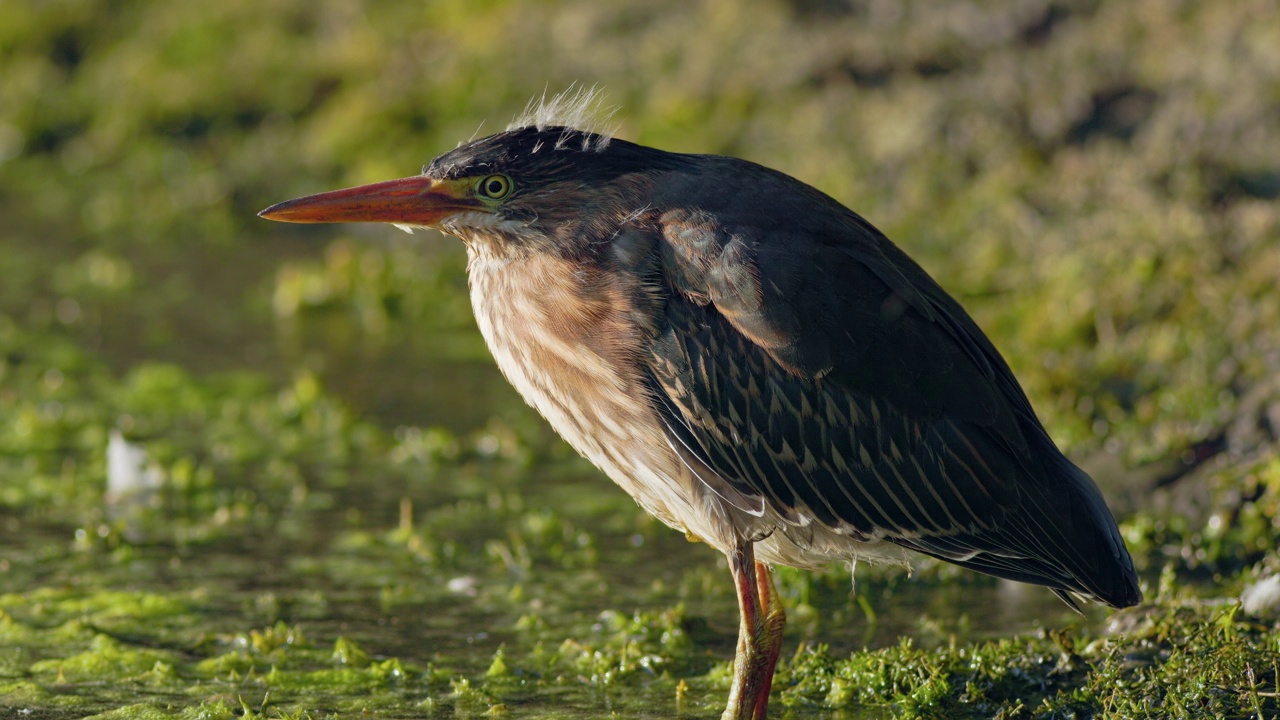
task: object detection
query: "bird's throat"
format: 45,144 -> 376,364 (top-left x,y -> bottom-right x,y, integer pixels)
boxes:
466,250 -> 704,534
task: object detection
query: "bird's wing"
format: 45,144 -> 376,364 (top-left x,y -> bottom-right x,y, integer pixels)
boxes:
644,198 -> 1138,606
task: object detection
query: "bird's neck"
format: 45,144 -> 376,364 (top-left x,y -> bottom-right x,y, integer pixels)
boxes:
465,246 -> 699,527
466,248 -> 646,413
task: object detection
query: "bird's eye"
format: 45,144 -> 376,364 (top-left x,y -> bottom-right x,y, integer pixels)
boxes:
477,174 -> 512,199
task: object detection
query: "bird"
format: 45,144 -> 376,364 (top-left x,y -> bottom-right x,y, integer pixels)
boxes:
260,94 -> 1141,720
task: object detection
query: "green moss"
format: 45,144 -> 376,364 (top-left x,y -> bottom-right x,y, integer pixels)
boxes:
778,605 -> 1280,718
2,0 -> 1280,717
83,701 -> 239,720
0,680 -> 81,708
31,634 -> 178,680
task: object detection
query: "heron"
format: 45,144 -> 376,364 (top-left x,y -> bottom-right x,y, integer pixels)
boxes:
260,99 -> 1140,719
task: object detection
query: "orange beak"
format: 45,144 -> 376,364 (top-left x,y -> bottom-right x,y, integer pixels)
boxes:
258,176 -> 481,227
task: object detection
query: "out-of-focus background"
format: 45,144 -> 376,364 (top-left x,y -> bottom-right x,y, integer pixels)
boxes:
2,1 -> 1278,718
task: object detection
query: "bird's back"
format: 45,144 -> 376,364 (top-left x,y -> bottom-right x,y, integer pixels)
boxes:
637,154 -> 1141,608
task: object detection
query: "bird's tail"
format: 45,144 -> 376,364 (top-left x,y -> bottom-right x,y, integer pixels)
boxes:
1028,443 -> 1142,609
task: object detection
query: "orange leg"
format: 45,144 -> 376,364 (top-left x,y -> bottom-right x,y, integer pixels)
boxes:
722,542 -> 787,720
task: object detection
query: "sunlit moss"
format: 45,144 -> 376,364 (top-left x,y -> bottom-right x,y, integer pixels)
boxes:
3,0 -> 1280,717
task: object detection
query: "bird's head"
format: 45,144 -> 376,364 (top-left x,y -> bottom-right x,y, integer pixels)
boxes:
260,125 -> 676,259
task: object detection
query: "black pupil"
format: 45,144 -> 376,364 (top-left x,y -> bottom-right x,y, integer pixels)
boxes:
486,178 -> 505,195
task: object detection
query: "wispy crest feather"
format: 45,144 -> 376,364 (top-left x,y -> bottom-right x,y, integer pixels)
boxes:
509,85 -> 618,151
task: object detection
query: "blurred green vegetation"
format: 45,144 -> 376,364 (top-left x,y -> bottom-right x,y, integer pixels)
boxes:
2,0 -> 1279,717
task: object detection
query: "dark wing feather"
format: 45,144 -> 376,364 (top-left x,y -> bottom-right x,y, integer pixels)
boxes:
644,165 -> 1140,608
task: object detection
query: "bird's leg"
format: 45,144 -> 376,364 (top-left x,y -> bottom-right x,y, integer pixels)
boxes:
722,541 -> 787,720
752,559 -> 786,718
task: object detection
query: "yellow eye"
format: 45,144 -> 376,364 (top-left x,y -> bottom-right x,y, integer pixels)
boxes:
477,174 -> 512,199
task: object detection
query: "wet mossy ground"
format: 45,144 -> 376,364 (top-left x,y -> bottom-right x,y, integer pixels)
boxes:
3,0 -> 1280,717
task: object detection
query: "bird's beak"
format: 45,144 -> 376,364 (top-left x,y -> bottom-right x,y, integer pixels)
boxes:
258,176 -> 480,228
